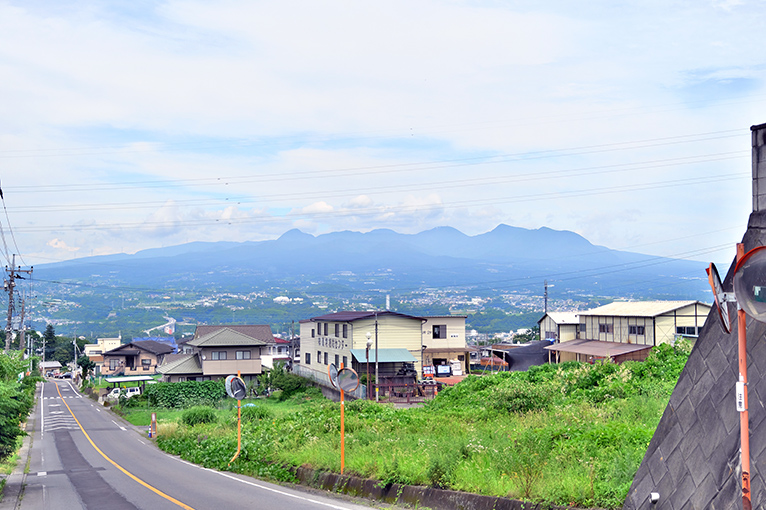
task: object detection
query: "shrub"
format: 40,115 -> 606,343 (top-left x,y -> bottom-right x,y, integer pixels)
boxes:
239,404 -> 273,422
181,406 -> 217,426
146,380 -> 226,408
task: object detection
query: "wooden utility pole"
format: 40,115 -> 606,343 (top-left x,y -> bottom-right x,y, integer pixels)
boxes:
4,255 -> 33,352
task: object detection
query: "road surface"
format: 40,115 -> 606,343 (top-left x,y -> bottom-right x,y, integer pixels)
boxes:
2,380 -> 386,510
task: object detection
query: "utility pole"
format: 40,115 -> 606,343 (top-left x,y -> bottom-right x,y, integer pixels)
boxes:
18,295 -> 25,351
544,280 -> 548,315
4,255 -> 33,352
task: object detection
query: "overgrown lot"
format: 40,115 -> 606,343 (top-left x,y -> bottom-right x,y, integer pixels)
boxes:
120,342 -> 691,509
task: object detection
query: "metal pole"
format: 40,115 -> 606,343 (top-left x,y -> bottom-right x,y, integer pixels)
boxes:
375,313 -> 379,403
736,243 -> 752,510
366,347 -> 370,400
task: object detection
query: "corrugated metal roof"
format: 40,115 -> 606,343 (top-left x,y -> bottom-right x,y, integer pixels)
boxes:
541,312 -> 580,324
545,339 -> 653,357
157,353 -> 202,375
350,348 -> 417,363
578,300 -> 709,318
188,327 -> 270,347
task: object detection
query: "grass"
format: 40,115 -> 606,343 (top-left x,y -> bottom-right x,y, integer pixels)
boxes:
117,342 -> 690,509
0,438 -> 23,476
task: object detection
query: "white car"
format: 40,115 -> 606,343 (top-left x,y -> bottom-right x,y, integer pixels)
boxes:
105,387 -> 141,401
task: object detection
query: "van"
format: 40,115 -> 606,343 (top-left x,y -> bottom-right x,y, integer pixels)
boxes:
106,387 -> 141,401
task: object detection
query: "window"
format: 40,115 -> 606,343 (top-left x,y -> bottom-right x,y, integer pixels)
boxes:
629,325 -> 645,336
110,359 -> 120,370
211,351 -> 227,360
317,351 -> 321,363
311,329 -> 315,338
236,350 -> 251,360
545,331 -> 557,340
324,352 -> 328,365
334,324 -> 340,337
305,352 -> 311,364
342,356 -> 348,367
580,323 -> 586,333
677,326 -> 698,336
433,325 -> 447,339
334,354 -> 339,367
342,324 -> 348,338
599,324 -> 613,334
142,359 -> 151,371
324,323 -> 328,336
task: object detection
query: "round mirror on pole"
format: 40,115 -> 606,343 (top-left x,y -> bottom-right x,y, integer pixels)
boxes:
337,367 -> 359,392
707,262 -> 733,334
733,246 -> 766,322
328,363 -> 339,389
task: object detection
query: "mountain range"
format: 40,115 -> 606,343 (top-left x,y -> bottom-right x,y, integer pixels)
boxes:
33,224 -> 712,301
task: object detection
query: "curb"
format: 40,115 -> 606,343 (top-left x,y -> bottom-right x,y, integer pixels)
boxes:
290,465 -> 579,510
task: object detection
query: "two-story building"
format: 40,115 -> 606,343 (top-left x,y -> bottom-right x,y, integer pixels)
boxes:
157,325 -> 274,382
102,340 -> 174,376
297,311 -> 469,384
84,336 -> 122,376
541,300 -> 711,363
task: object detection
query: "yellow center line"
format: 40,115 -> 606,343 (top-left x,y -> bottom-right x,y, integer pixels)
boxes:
54,382 -> 195,510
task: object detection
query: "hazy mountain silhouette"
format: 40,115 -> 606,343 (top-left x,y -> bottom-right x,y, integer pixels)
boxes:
34,224 -> 710,299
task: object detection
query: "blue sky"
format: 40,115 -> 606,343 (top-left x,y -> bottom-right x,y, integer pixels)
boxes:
0,0 -> 764,266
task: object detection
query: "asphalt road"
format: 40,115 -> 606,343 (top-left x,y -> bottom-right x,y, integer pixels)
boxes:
3,381 -> 385,510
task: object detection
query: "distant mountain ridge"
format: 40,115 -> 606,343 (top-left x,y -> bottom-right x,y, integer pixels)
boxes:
34,224 -> 710,300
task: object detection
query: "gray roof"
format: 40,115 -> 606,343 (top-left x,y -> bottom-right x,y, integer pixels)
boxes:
303,311 -> 423,323
188,327 -> 270,348
105,340 -> 173,356
194,324 -> 274,344
157,353 -> 202,375
623,211 -> 766,509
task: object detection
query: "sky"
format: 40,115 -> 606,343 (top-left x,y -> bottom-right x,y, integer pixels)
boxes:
1,0 -> 765,268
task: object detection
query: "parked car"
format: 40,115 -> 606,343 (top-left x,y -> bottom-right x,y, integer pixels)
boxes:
105,387 -> 141,401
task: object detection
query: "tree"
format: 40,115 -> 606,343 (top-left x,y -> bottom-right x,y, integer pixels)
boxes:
77,355 -> 95,380
43,324 -> 56,361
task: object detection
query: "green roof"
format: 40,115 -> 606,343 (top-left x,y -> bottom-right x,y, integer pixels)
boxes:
350,348 -> 417,363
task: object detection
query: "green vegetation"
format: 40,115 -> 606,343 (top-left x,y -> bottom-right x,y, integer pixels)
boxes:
118,342 -> 691,509
0,352 -> 39,465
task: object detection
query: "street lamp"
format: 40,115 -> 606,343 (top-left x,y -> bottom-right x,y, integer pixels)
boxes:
365,332 -> 373,400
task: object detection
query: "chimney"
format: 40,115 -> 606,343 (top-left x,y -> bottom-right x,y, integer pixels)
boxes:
751,123 -> 766,212
386,294 -> 390,310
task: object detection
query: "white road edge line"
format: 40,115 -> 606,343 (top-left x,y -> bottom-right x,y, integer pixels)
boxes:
40,381 -> 44,440
170,456 -> 352,510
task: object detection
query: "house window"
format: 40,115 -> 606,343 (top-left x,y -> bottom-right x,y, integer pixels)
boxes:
433,325 -> 447,339
580,323 -> 586,333
629,325 -> 645,336
236,350 -> 251,360
324,352 -> 328,365
211,351 -> 227,360
317,351 -> 321,363
677,326 -> 698,336
311,329 -> 315,338
545,331 -> 557,340
305,352 -> 311,364
142,359 -> 151,370
335,324 -> 340,337
342,324 -> 348,338
342,356 -> 347,368
598,324 -> 613,334
324,323 -> 328,336
110,359 -> 119,370
334,354 -> 339,367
